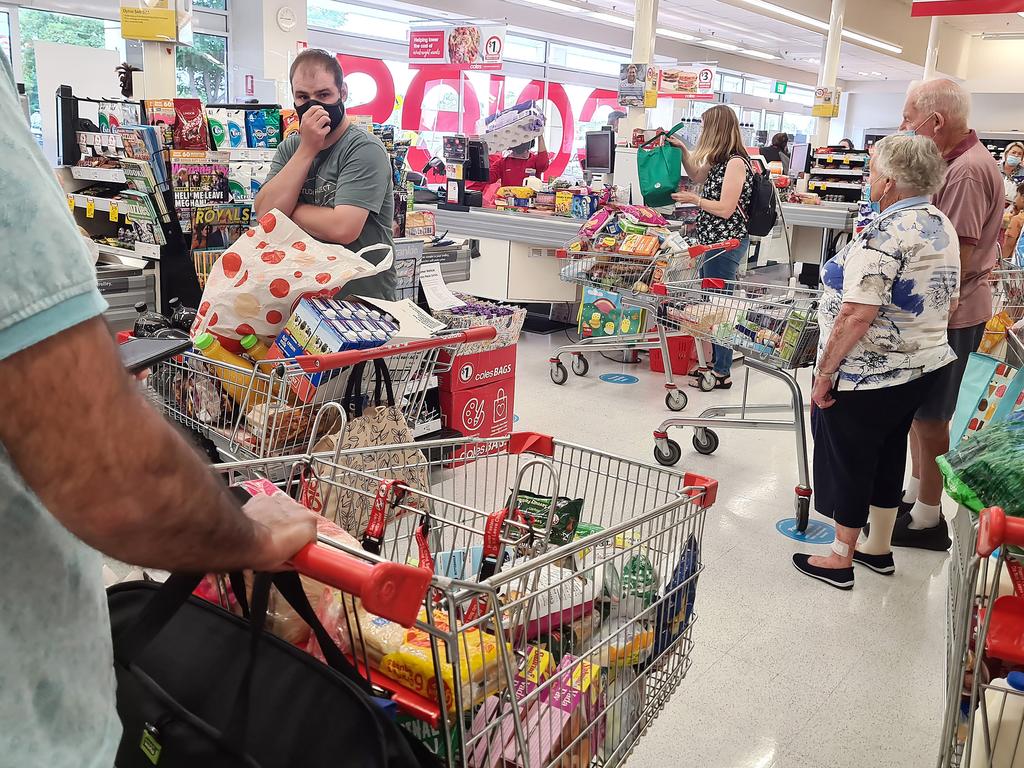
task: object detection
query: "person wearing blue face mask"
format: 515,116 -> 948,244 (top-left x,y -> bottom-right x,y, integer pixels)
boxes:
998,141 -> 1024,205
256,48 -> 396,299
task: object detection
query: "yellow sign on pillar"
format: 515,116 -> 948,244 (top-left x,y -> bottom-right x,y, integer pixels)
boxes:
120,6 -> 177,42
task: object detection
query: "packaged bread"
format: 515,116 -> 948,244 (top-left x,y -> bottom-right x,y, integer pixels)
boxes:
380,608 -> 506,711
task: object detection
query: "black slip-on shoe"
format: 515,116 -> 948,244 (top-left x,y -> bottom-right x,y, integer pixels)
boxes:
890,512 -> 951,551
792,553 -> 854,590
852,550 -> 895,575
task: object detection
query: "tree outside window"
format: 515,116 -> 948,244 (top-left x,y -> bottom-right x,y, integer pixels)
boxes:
176,33 -> 228,104
192,0 -> 227,9
19,9 -> 106,116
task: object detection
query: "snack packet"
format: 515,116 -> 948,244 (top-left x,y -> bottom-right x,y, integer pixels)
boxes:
207,107 -> 229,149
281,108 -> 299,138
512,489 -> 583,547
262,108 -> 282,147
246,108 -> 268,148
226,109 -> 246,148
173,98 -> 209,149
228,162 -> 252,202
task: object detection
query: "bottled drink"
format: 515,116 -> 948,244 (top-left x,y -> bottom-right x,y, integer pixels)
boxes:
168,297 -> 198,333
193,332 -> 264,408
969,671 -> 1024,767
133,302 -> 173,338
240,333 -> 272,361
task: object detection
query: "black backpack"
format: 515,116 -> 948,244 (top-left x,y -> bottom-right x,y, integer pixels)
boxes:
737,155 -> 778,237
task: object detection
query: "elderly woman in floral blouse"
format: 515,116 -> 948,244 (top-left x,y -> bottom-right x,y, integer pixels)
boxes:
794,134 -> 961,590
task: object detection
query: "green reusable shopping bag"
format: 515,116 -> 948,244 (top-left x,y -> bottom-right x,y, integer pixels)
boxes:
637,122 -> 685,208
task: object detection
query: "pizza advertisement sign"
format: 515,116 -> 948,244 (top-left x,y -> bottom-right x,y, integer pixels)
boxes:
658,63 -> 717,100
408,22 -> 506,70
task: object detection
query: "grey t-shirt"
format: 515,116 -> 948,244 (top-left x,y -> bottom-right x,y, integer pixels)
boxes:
267,125 -> 396,300
0,55 -> 120,765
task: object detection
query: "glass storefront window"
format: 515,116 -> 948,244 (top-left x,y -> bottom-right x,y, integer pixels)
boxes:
787,87 -> 815,108
548,43 -> 627,77
782,112 -> 815,141
193,0 -> 227,9
743,79 -> 771,99
308,0 -> 416,41
19,8 -> 115,132
505,35 -> 546,64
720,74 -> 743,94
176,32 -> 228,104
0,11 -> 11,65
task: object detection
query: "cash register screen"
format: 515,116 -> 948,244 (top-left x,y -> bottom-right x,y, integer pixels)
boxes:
585,131 -> 615,174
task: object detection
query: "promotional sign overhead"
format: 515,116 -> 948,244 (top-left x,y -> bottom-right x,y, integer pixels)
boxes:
811,86 -> 841,118
408,22 -> 506,70
658,63 -> 717,100
119,5 -> 177,41
618,63 -> 659,108
911,0 -> 1024,15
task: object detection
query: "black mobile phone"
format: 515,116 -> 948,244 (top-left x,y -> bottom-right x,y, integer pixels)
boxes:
119,337 -> 191,374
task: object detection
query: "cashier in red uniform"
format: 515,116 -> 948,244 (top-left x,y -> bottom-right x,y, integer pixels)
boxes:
489,136 -> 551,186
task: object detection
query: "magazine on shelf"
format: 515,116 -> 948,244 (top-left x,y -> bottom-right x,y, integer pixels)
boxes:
120,158 -> 171,220
190,203 -> 252,286
170,150 -> 230,233
143,98 -> 176,149
118,125 -> 168,188
119,189 -> 167,246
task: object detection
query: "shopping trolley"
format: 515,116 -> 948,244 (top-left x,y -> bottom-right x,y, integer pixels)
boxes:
649,278 -> 820,530
550,239 -> 742,413
146,326 -> 496,461
992,260 -> 1024,323
939,507 -> 1024,768
214,428 -> 717,768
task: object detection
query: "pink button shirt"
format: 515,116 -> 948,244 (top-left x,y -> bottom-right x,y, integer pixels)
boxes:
932,130 -> 1004,329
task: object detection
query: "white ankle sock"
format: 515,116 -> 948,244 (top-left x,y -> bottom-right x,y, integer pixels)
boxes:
903,476 -> 920,505
860,506 -> 898,555
909,501 -> 941,530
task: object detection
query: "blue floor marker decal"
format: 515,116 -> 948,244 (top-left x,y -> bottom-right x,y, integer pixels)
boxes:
513,414 -> 519,423
599,373 -> 639,385
776,518 -> 835,544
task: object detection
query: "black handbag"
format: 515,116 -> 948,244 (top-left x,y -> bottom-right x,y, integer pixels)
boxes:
108,569 -> 439,768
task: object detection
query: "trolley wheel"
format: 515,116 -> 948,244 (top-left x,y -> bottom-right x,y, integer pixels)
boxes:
572,355 -> 590,377
654,438 -> 682,467
698,371 -> 716,392
795,494 -> 811,533
550,362 -> 568,385
665,389 -> 688,412
692,428 -> 720,456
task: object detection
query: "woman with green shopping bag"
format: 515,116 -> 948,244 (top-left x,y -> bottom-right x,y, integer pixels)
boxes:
666,104 -> 753,388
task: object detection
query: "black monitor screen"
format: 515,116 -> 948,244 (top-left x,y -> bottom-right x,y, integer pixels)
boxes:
790,142 -> 811,174
585,131 -> 615,173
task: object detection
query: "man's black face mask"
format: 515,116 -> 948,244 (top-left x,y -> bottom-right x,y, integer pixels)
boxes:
295,98 -> 345,132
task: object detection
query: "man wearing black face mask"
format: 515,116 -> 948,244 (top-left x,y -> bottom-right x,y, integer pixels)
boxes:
255,48 -> 395,299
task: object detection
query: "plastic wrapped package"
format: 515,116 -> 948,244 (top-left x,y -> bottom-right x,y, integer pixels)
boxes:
591,615 -> 655,668
599,667 -> 645,761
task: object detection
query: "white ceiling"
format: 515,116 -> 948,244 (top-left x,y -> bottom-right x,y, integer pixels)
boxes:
538,0 -> 924,82
942,12 -> 1024,34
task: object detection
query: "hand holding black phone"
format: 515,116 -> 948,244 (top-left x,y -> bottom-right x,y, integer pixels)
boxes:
119,337 -> 191,375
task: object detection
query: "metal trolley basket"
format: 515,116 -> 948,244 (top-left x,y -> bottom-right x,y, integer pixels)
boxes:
939,507 -> 1024,768
215,429 -> 717,768
649,277 -> 820,530
145,326 -> 496,461
550,239 -> 743,413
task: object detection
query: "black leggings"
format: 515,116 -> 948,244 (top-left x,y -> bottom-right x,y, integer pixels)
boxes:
812,371 -> 940,529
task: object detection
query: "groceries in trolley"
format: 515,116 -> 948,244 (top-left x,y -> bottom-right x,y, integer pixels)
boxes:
560,203 -> 698,295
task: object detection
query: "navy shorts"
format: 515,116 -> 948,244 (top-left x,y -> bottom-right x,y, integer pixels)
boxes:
916,323 -> 987,422
813,371 -> 940,529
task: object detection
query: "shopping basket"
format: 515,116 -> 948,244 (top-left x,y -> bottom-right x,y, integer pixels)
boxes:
650,277 -> 820,531
146,326 -> 496,461
550,238 -> 742,413
213,431 -> 717,767
939,507 -> 1024,768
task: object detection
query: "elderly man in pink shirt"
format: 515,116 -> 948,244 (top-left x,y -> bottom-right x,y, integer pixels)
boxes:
884,79 -> 1003,551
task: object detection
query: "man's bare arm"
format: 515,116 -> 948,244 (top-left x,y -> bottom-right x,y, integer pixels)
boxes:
291,203 -> 369,245
254,148 -> 315,218
0,317 -> 315,572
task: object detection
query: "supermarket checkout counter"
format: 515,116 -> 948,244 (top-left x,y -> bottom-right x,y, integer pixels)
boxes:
771,202 -> 858,265
432,206 -> 583,303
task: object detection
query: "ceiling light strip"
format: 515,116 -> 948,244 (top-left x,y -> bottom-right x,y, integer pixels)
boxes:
732,0 -> 903,54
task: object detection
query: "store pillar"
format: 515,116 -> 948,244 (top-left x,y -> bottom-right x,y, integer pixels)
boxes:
138,42 -> 177,100
923,16 -> 940,80
812,0 -> 845,147
623,0 -> 659,136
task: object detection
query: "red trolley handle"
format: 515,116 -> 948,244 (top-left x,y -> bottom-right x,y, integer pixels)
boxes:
687,238 -> 741,258
977,507 -> 1024,558
287,541 -> 431,628
294,325 -> 497,374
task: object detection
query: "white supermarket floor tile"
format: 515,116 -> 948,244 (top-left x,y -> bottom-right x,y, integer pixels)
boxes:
513,331 -> 952,768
